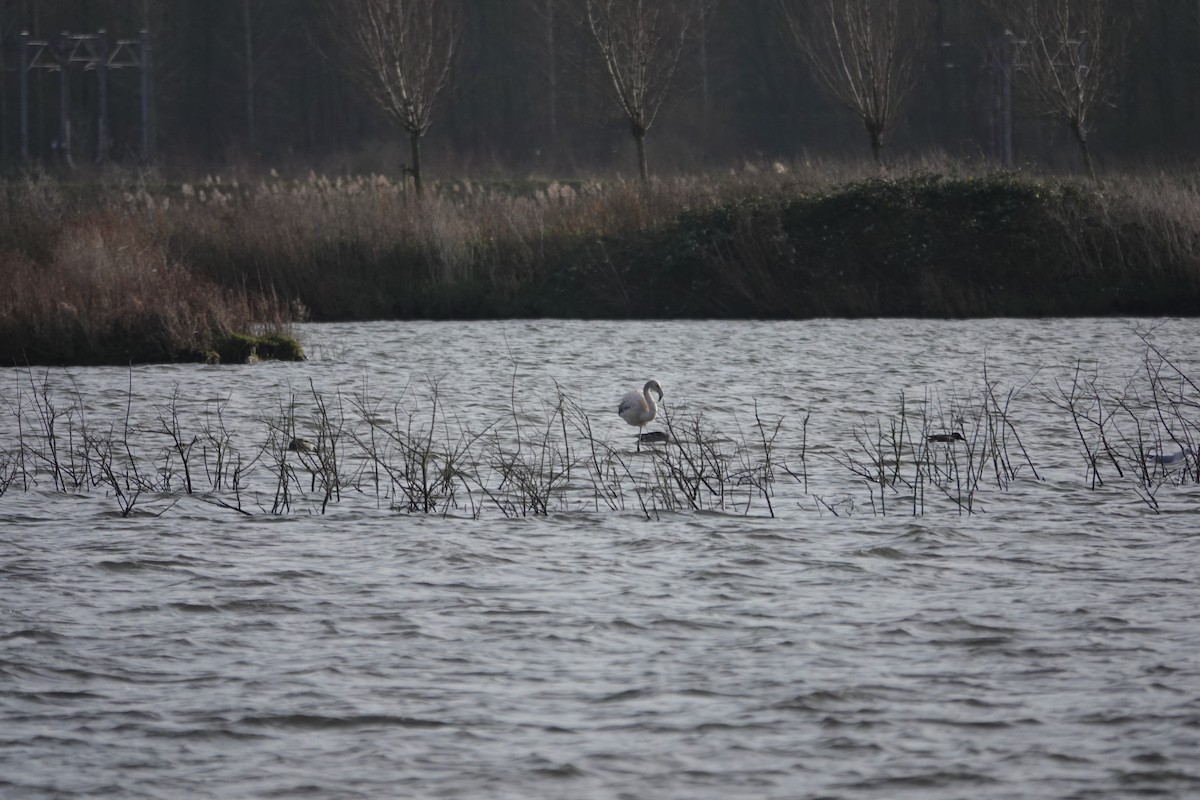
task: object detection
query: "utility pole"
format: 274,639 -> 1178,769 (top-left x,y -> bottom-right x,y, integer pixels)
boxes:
140,29 -> 151,161
97,30 -> 110,163
1003,32 -> 1014,167
55,33 -> 73,167
989,30 -> 1020,168
244,0 -> 256,153
18,28 -> 152,165
19,30 -> 29,162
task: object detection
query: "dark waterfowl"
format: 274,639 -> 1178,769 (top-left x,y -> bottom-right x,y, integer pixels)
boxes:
927,432 -> 966,443
638,430 -> 670,444
288,437 -> 317,453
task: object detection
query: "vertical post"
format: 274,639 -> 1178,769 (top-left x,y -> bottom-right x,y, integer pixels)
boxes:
58,33 -> 74,169
243,0 -> 256,153
934,0 -> 948,145
698,4 -> 709,137
19,31 -> 30,162
0,36 -> 7,161
545,0 -> 557,153
987,61 -> 997,161
139,29 -> 151,161
97,29 -> 110,164
1002,33 -> 1014,168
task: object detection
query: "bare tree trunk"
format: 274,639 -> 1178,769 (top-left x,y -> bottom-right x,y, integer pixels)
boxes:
869,127 -> 884,169
1072,120 -> 1097,182
409,130 -> 423,194
634,127 -> 648,181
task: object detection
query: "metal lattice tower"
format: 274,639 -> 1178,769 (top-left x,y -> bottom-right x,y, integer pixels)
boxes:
18,29 -> 151,165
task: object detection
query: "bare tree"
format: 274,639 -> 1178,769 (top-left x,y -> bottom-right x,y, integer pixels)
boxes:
581,0 -> 703,181
781,0 -> 930,168
990,0 -> 1140,181
327,0 -> 464,193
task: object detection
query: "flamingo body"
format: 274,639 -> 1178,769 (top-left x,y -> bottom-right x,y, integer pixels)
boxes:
618,379 -> 663,437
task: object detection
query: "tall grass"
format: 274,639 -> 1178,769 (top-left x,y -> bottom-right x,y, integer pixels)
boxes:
0,172 -> 295,366
147,162 -> 1200,320
4,160 -> 1200,366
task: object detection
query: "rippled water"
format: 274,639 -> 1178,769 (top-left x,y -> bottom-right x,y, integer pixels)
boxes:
3,319 -> 1200,799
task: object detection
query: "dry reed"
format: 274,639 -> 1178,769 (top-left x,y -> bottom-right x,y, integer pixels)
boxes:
5,161 -> 1200,366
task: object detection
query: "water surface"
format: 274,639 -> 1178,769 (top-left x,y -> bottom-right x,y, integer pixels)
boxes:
2,318 -> 1199,799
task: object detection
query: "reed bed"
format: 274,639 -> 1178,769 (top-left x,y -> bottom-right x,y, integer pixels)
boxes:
143,164 -> 1200,320
828,367 -> 1041,517
0,172 -> 298,366
0,368 -> 784,519
1,341 -> 1196,519
1046,328 -> 1200,511
5,161 -> 1200,368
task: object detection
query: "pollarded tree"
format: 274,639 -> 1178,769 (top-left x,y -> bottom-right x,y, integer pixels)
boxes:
581,0 -> 705,181
780,0 -> 931,168
990,0 -> 1140,181
327,0 -> 464,193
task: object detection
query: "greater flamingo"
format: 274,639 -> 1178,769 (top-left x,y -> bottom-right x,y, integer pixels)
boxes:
618,379 -> 663,448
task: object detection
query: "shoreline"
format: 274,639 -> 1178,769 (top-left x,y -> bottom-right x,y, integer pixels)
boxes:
3,166 -> 1198,366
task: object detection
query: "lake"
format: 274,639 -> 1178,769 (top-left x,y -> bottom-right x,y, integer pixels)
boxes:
2,318 -> 1199,799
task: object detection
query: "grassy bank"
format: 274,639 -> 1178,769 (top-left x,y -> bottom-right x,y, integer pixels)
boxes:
0,178 -> 301,366
630,172 -> 1200,317
3,164 -> 1199,365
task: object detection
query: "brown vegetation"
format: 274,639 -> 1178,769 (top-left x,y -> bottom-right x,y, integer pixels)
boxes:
3,159 -> 1200,366
0,173 -> 295,366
